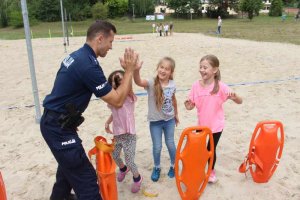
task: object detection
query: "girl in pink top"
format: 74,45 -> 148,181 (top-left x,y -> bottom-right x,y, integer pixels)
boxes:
105,70 -> 142,193
184,55 -> 242,183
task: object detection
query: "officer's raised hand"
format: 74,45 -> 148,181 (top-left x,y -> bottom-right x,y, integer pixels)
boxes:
101,48 -> 139,108
119,48 -> 139,72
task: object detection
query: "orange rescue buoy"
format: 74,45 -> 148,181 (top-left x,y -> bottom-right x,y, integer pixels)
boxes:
175,126 -> 214,200
239,120 -> 284,183
88,136 -> 118,200
0,171 -> 7,200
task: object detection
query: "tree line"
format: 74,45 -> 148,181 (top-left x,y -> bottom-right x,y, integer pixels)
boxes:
0,0 -> 155,27
0,0 -> 299,28
166,0 -> 299,20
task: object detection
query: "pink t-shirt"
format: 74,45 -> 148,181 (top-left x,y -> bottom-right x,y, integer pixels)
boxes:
108,94 -> 137,135
188,81 -> 230,133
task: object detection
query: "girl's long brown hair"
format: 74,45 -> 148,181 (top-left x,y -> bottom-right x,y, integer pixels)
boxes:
108,70 -> 124,89
154,57 -> 176,110
200,55 -> 221,95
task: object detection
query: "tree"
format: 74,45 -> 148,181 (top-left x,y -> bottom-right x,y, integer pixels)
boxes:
282,0 -> 297,6
2,0 -> 39,28
26,0 -> 41,20
63,0 -> 92,21
239,0 -> 263,20
6,0 -> 23,27
9,9 -> 23,27
36,0 -> 60,22
166,0 -> 184,14
269,0 -> 283,16
128,0 -> 155,17
207,0 -> 240,18
91,2 -> 108,19
167,0 -> 201,18
190,0 -> 202,17
0,0 -> 9,27
106,0 -> 128,18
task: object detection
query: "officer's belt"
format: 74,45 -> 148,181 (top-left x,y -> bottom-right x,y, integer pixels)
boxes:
44,108 -> 62,118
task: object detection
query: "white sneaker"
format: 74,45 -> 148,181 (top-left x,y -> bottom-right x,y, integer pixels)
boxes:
208,169 -> 218,183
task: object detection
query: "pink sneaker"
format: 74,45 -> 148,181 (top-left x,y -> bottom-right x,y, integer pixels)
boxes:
131,176 -> 143,193
117,168 -> 130,182
208,169 -> 217,183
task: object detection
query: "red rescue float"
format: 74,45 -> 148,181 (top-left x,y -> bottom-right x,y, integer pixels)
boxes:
88,136 -> 118,200
0,171 -> 7,200
175,126 -> 214,199
239,120 -> 284,183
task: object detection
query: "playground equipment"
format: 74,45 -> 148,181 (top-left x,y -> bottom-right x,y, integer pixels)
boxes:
239,120 -> 284,183
175,126 -> 214,200
0,171 -> 7,200
88,136 -> 117,200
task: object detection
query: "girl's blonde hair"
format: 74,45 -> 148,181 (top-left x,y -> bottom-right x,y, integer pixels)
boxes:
154,57 -> 176,110
200,54 -> 221,94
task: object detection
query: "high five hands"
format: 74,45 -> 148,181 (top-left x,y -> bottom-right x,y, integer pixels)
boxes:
119,48 -> 141,72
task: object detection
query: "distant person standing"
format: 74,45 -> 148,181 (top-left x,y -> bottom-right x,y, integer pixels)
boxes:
152,23 -> 156,34
169,22 -> 174,36
158,23 -> 163,37
164,23 -> 169,36
295,12 -> 299,22
217,16 -> 222,34
281,13 -> 287,22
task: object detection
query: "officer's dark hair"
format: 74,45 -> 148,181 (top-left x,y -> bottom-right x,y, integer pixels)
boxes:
86,20 -> 117,40
108,70 -> 124,89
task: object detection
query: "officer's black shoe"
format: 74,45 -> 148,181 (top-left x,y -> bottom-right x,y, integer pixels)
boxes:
65,193 -> 77,200
50,193 -> 77,200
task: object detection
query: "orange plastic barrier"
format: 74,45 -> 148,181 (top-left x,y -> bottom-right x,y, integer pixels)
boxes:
239,120 -> 284,183
0,171 -> 7,200
175,126 -> 214,200
88,136 -> 118,200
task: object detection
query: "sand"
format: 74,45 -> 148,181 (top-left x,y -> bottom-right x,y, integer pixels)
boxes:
0,32 -> 299,200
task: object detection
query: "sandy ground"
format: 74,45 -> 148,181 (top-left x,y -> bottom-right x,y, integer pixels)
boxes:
0,32 -> 299,200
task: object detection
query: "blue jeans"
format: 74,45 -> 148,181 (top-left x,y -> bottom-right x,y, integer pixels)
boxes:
217,26 -> 221,34
149,118 -> 176,167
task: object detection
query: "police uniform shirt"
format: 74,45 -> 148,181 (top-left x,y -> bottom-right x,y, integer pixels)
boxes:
43,43 -> 112,113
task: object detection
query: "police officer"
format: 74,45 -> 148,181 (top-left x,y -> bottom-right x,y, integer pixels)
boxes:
40,20 -> 139,200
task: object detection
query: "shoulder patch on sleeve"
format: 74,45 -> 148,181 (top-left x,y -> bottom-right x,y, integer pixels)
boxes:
96,81 -> 108,91
62,55 -> 74,68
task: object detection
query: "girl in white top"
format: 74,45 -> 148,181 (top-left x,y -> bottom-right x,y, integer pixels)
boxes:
134,57 -> 179,182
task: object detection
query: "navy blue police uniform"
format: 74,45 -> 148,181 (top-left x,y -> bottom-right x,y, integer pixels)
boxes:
40,43 -> 112,200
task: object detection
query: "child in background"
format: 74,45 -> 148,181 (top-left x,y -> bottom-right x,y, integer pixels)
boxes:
134,57 -> 179,182
169,22 -> 174,36
217,16 -> 222,34
105,70 -> 142,193
184,54 -> 242,183
164,23 -> 169,36
158,23 -> 163,36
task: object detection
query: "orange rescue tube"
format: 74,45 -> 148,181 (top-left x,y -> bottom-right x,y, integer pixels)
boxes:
239,120 -> 284,183
175,126 -> 214,200
88,136 -> 117,200
0,171 -> 7,200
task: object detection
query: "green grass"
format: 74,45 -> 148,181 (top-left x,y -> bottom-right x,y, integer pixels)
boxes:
1,15 -> 300,45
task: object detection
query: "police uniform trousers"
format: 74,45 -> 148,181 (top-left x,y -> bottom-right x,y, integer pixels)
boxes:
40,109 -> 102,200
